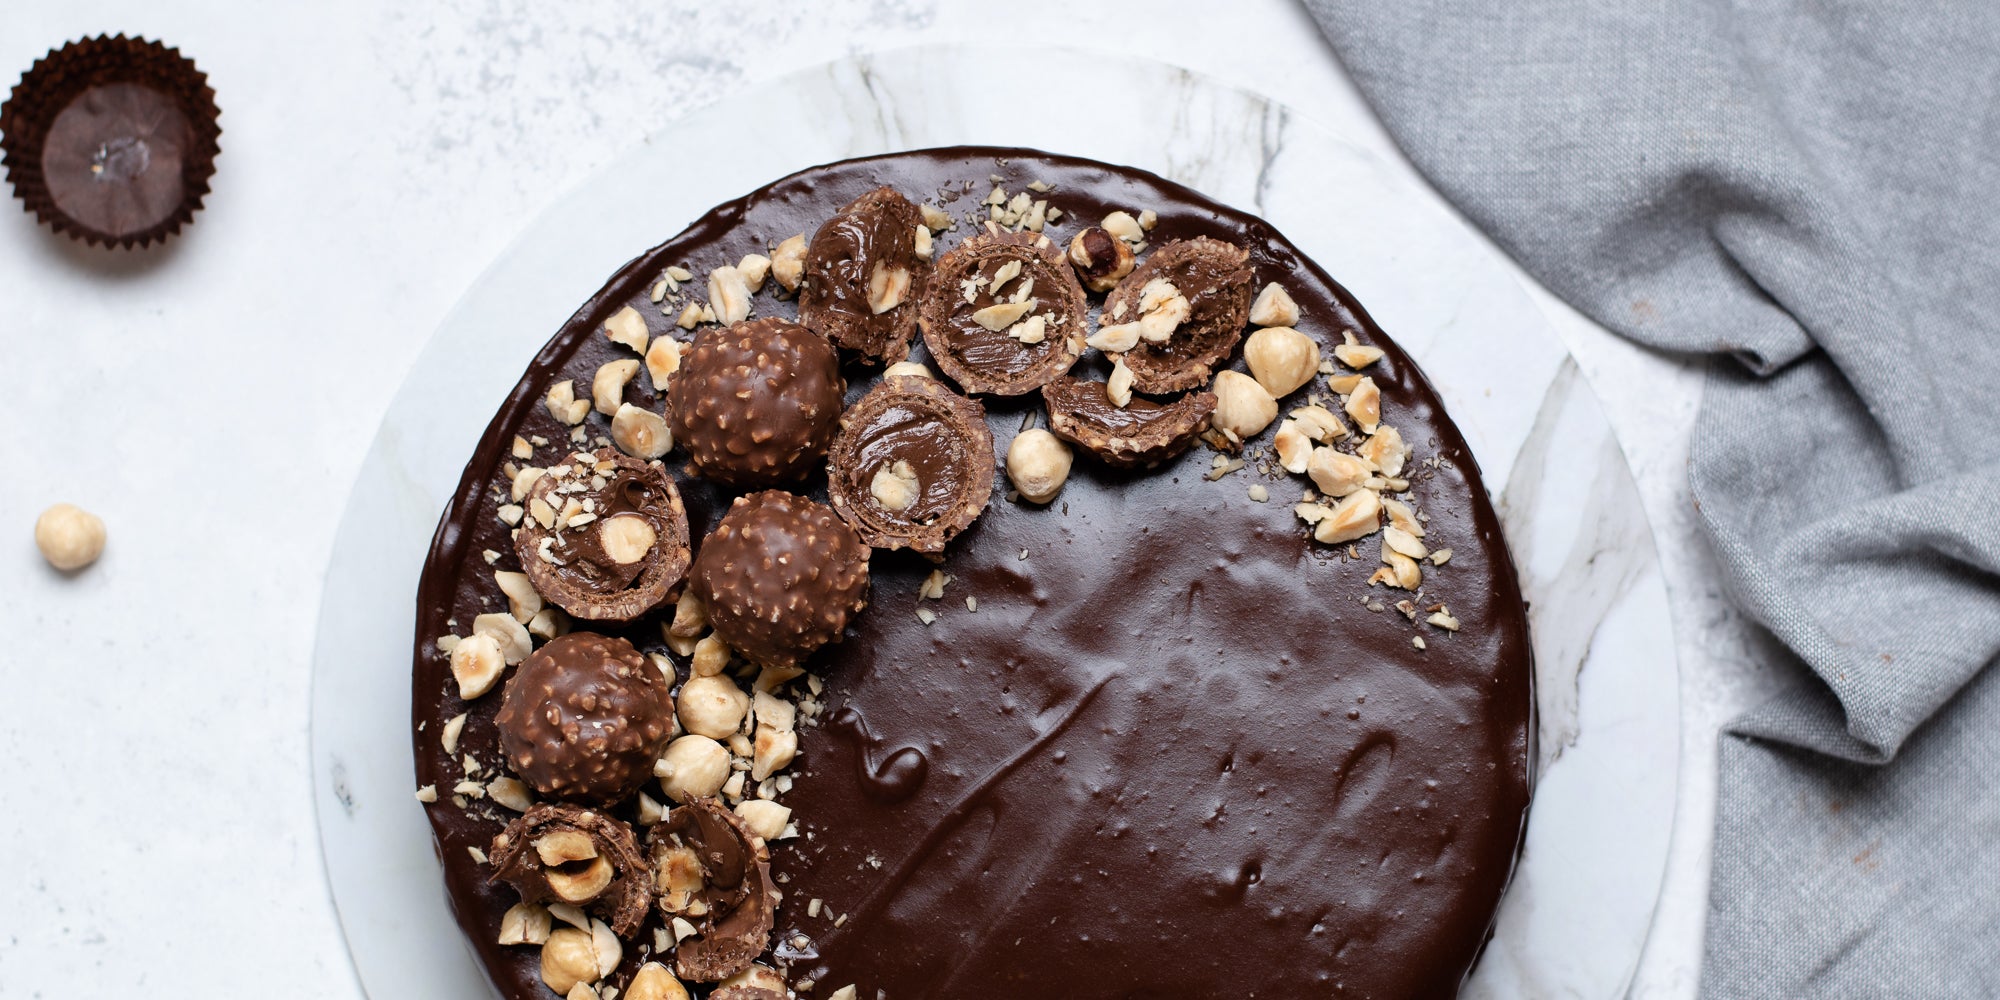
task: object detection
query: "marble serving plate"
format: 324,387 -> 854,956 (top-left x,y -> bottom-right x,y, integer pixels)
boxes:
311,45 -> 1678,1000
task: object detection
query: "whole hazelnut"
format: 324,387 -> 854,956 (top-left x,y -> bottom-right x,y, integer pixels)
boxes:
34,503 -> 105,571
627,963 -> 692,1000
657,735 -> 731,802
1066,227 -> 1136,293
1210,371 -> 1279,444
540,927 -> 600,995
676,674 -> 750,739
1243,326 -> 1321,398
1005,429 -> 1074,504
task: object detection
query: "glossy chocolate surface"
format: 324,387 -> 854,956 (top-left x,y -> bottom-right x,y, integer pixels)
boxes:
413,147 -> 1533,1000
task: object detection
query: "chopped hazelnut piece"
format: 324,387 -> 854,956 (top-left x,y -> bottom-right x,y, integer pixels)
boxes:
737,254 -> 772,293
691,633 -> 731,677
1312,489 -> 1384,545
546,381 -> 592,426
1289,404 -> 1348,442
473,612 -> 533,664
972,299 -> 1036,332
1380,548 -> 1422,589
1333,330 -> 1386,368
499,901 -> 554,946
645,336 -> 683,392
1383,498 -> 1425,537
1086,320 -> 1141,353
883,360 -> 932,379
1274,420 -> 1313,474
604,306 -> 651,354
1344,376 -> 1382,434
1384,526 -> 1429,560
867,261 -> 912,315
611,404 -> 673,460
1101,211 -> 1145,242
709,265 -> 753,325
869,459 -> 920,511
1307,447 -> 1372,498
920,204 -> 953,231
1248,282 -> 1301,327
1359,425 -> 1409,478
593,360 -> 641,416
1106,357 -> 1135,408
450,633 -> 506,699
770,235 -> 807,293
734,800 -> 791,841
494,570 -> 544,623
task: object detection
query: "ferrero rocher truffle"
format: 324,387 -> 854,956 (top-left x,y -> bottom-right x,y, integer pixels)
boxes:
513,448 -> 692,623
648,797 -> 781,982
826,375 -> 995,554
494,632 -> 675,806
919,229 -> 1088,395
798,186 -> 929,364
1043,376 -> 1217,469
691,491 -> 869,668
1098,237 -> 1254,393
667,318 -> 844,488
488,803 -> 654,936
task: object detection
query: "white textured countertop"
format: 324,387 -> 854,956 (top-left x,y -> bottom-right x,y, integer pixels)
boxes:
0,1 -> 1775,995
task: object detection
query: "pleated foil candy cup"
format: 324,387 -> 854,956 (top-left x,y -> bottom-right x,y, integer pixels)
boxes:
0,35 -> 221,249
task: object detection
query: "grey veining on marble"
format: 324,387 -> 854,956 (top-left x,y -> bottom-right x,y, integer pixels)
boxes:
310,46 -> 1676,1000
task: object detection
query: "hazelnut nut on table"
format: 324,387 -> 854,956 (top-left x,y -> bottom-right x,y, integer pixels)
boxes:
34,503 -> 105,571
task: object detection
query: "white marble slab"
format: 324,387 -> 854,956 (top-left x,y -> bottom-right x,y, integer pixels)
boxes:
310,46 -> 1678,998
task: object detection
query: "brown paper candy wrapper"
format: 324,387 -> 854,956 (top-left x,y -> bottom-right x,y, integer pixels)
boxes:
0,35 -> 221,249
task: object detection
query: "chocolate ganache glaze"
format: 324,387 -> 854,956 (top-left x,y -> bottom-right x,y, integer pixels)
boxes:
413,147 -> 1533,999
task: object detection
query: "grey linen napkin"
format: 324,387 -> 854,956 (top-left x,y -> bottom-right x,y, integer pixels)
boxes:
1300,1 -> 2000,995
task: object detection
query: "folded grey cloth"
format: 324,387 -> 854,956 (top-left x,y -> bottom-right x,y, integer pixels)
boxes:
1300,1 -> 2000,995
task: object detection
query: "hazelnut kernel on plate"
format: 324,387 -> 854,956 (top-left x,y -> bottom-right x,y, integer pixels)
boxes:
539,927 -> 600,995
34,503 -> 106,571
1243,326 -> 1322,398
604,305 -> 651,354
626,963 -> 692,1000
1249,282 -> 1302,328
1005,428 -> 1073,504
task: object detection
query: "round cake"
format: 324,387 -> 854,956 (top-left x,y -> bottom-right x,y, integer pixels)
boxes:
413,147 -> 1534,1000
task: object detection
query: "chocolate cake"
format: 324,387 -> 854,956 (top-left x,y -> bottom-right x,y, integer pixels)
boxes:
413,148 -> 1534,1000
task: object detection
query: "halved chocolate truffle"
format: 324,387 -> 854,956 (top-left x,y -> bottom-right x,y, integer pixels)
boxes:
649,798 -> 782,982
489,803 -> 654,937
826,375 -> 995,554
1042,376 -> 1217,468
1097,237 -> 1254,393
494,632 -> 676,806
919,229 -> 1088,395
513,448 -> 692,623
0,35 -> 220,248
690,491 -> 869,668
797,186 -> 929,365
668,318 -> 845,489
